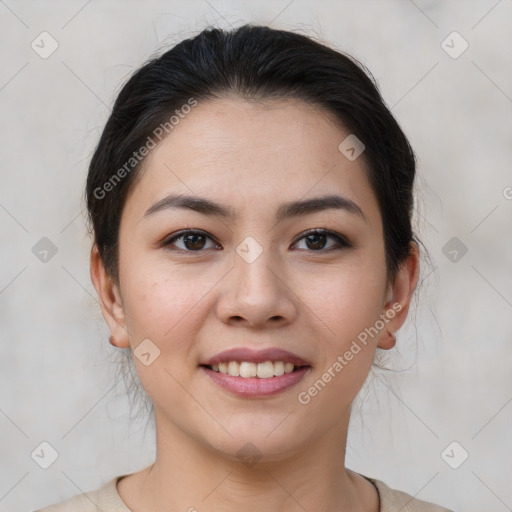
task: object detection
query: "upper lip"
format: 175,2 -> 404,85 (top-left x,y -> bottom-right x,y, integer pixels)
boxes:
201,347 -> 310,367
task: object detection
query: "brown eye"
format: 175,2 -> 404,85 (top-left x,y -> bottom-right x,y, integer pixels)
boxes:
163,230 -> 220,252
293,229 -> 352,252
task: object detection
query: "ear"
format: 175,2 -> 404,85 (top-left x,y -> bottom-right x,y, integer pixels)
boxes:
377,241 -> 420,350
89,244 -> 131,348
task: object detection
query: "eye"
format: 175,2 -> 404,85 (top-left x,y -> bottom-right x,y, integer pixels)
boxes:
162,229 -> 220,253
162,228 -> 352,254
292,229 -> 352,252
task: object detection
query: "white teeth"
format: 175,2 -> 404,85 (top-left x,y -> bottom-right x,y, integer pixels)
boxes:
284,362 -> 294,374
239,361 -> 257,378
209,360 -> 298,378
273,361 -> 285,376
228,361 -> 240,377
257,361 -> 274,379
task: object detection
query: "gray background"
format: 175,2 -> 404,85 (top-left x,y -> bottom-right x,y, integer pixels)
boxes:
1,1 -> 511,511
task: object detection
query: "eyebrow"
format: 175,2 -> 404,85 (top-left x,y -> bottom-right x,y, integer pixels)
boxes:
142,193 -> 366,223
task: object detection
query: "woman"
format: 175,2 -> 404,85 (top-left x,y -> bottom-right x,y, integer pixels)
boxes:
36,24 -> 453,512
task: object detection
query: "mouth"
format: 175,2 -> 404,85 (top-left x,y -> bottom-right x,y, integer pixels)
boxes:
201,360 -> 306,378
199,347 -> 311,397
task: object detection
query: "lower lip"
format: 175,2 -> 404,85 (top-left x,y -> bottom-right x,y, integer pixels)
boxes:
200,366 -> 310,398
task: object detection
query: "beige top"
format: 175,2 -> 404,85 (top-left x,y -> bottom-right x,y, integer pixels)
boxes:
35,474 -> 453,512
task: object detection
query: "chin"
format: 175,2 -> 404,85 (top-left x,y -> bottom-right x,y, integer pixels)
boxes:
202,417 -> 311,464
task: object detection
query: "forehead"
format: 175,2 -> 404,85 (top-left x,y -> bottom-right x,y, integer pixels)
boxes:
144,96 -> 351,176
124,96 -> 380,226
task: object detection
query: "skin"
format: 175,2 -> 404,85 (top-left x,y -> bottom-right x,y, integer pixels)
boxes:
90,96 -> 419,512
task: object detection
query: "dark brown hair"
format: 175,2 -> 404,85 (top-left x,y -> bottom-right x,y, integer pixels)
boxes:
86,23 -> 417,284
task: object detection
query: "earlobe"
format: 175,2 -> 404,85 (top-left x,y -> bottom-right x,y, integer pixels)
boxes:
378,327 -> 396,350
89,245 -> 131,349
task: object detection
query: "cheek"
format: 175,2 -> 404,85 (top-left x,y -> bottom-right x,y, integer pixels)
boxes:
119,251 -> 222,371
296,271 -> 386,416
119,237 -> 190,332
336,277 -> 385,335
306,255 -> 387,388
123,271 -> 200,346
119,266 -> 207,409
310,257 -> 387,338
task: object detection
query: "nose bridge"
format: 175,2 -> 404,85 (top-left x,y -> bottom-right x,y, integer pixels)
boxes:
234,233 -> 281,300
217,233 -> 296,327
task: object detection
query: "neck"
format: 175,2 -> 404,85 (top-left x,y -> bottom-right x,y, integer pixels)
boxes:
120,409 -> 378,512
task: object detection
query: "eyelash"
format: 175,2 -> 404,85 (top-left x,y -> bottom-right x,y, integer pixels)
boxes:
162,228 -> 352,254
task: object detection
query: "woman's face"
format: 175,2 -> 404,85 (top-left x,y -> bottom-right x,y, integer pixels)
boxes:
93,97 -> 416,461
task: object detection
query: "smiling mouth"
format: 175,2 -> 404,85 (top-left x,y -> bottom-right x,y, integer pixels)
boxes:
201,361 -> 309,379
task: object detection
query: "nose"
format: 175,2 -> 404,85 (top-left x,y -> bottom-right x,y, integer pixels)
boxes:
216,247 -> 298,329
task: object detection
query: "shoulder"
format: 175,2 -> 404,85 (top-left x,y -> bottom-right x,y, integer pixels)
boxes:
365,476 -> 454,512
34,476 -> 131,512
34,473 -> 454,512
